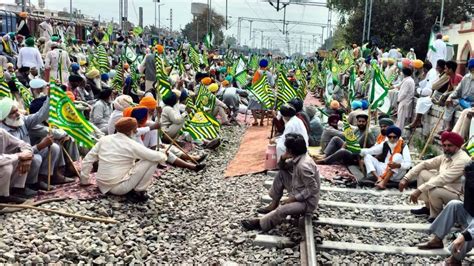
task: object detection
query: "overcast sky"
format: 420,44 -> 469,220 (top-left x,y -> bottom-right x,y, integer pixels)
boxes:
7,0 -> 335,53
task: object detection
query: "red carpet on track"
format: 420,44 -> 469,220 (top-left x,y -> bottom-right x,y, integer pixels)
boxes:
225,124 -> 272,177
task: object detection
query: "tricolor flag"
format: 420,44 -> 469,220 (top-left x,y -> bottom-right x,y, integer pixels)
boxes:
48,83 -> 96,149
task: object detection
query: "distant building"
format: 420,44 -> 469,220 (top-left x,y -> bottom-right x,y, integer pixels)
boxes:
443,19 -> 474,75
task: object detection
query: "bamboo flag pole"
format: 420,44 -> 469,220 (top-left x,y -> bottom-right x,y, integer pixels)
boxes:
419,110 -> 445,160
47,127 -> 52,191
0,203 -> 118,224
363,105 -> 372,148
161,131 -> 199,164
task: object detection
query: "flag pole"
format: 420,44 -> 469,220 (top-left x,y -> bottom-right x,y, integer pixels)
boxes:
419,110 -> 444,160
161,131 -> 199,164
61,145 -> 81,178
47,127 -> 52,191
363,104 -> 372,148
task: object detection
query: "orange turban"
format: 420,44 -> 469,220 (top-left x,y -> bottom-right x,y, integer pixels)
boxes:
66,91 -> 75,101
123,106 -> 133,117
222,80 -> 230,86
139,96 -> 157,110
330,100 -> 340,110
115,117 -> 137,134
155,45 -> 164,54
201,77 -> 212,85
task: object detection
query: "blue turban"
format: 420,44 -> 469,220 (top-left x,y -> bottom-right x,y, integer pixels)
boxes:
225,75 -> 233,82
361,99 -> 369,110
100,73 -> 109,81
71,63 -> 80,72
386,125 -> 402,138
130,107 -> 148,125
351,100 -> 362,110
179,89 -> 189,102
468,58 -> 474,70
29,96 -> 47,114
259,59 -> 268,68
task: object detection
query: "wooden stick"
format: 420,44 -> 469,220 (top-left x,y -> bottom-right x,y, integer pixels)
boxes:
161,131 -> 199,164
61,146 -> 81,178
419,110 -> 445,160
363,106 -> 372,148
0,203 -> 118,224
47,147 -> 52,191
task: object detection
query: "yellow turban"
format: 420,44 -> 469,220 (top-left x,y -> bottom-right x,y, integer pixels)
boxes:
208,83 -> 219,93
85,68 -> 100,79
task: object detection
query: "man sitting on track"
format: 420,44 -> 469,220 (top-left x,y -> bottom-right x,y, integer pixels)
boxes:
416,162 -> 474,266
359,125 -> 411,190
241,133 -> 320,232
399,131 -> 470,222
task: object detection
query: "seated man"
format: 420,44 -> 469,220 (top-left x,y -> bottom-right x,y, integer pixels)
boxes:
399,131 -> 470,222
347,100 -> 366,126
451,59 -> 474,140
241,133 -> 320,231
80,117 -> 168,202
221,80 -> 245,123
406,87 -> 433,129
91,89 -> 113,134
375,117 -> 394,144
0,96 -> 73,193
316,113 -> 375,165
319,114 -> 343,150
128,106 -> 207,172
360,125 -> 411,190
270,104 -> 309,161
416,162 -> 474,266
304,106 -> 323,147
0,98 -> 34,203
442,60 -> 469,131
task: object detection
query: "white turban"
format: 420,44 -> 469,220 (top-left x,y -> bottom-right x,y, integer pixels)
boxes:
0,97 -> 14,121
420,87 -> 432,97
113,95 -> 133,111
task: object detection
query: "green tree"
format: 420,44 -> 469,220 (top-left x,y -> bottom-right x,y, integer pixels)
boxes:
181,9 -> 225,46
327,0 -> 473,59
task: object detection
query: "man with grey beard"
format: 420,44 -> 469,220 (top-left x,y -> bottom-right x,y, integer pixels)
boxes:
0,94 -> 74,194
399,131 -> 471,223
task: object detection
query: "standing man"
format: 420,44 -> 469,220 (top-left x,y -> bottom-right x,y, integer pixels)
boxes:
395,67 -> 415,128
17,37 -> 43,71
399,131 -> 471,222
242,133 -> 320,231
38,18 -> 53,40
427,33 -> 447,68
44,43 -> 71,84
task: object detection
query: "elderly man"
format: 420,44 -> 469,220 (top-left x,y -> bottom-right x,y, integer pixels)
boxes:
0,98 -> 34,203
399,132 -> 471,222
416,162 -> 474,265
0,95 -> 73,192
360,125 -> 411,190
242,133 -> 320,231
80,117 -> 168,202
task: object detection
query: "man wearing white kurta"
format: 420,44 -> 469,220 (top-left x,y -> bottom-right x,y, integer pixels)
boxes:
272,104 -> 308,161
396,68 -> 415,128
38,18 -> 53,40
80,117 -> 167,200
427,33 -> 447,68
361,125 -> 411,185
44,44 -> 71,84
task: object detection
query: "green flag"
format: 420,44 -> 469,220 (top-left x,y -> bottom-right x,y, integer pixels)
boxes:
195,84 -> 216,113
233,56 -> 247,85
181,111 -> 220,141
111,59 -> 125,93
203,32 -> 214,49
342,115 -> 361,154
11,74 -> 33,110
0,67 -> 13,99
276,72 -> 299,108
49,83 -> 96,149
155,54 -> 172,100
428,31 -> 437,53
369,63 -> 390,113
348,66 -> 356,103
189,45 -> 200,70
247,74 -> 273,109
248,54 -> 259,71
96,44 -> 109,73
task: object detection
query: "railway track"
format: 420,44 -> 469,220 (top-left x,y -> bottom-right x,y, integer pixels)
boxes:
255,171 -> 474,265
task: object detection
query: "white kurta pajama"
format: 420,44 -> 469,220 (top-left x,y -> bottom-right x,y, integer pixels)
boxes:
0,128 -> 33,197
395,76 -> 415,128
361,141 -> 411,181
44,48 -> 71,84
80,133 -> 167,195
275,116 -> 309,160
